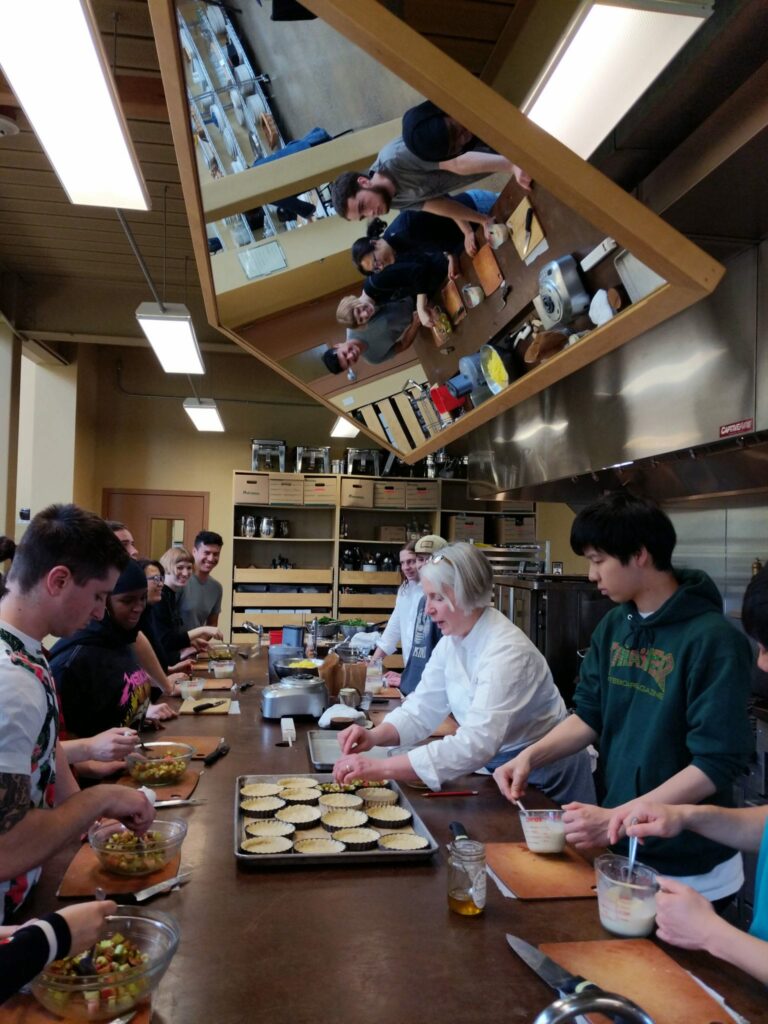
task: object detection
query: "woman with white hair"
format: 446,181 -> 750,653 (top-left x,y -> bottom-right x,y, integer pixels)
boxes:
335,542 -> 594,801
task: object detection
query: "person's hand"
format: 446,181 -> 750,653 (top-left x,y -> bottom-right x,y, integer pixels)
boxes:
513,164 -> 532,191
447,254 -> 460,280
0,924 -> 21,939
383,671 -> 401,688
85,727 -> 137,762
191,637 -> 209,653
418,306 -> 435,328
58,900 -> 118,954
338,724 -> 374,757
607,800 -> 687,846
655,876 -> 719,950
493,752 -> 532,802
463,229 -> 479,257
562,802 -> 612,849
196,626 -> 223,641
168,658 -> 195,674
99,787 -> 155,834
334,753 -> 385,784
146,703 -> 178,722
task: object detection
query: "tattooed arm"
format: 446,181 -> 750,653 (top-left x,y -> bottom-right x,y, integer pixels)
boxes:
0,772 -> 154,881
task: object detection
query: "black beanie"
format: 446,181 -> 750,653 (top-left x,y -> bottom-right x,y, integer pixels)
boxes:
402,101 -> 450,162
322,348 -> 342,375
112,559 -> 148,595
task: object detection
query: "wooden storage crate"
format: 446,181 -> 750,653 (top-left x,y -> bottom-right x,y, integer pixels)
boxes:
303,475 -> 339,506
269,473 -> 304,505
406,480 -> 439,509
447,515 -> 485,543
374,481 -> 405,509
339,571 -> 401,586
377,525 -> 406,543
341,478 -> 374,508
339,593 -> 397,609
495,516 -> 536,545
232,592 -> 333,609
233,472 -> 269,504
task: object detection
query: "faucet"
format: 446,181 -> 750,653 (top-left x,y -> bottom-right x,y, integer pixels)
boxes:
532,991 -> 655,1024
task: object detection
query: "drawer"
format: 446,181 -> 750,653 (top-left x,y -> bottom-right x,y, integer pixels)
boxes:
374,481 -> 405,509
406,480 -> 439,509
341,478 -> 374,508
303,475 -> 339,506
233,472 -> 269,504
269,473 -> 304,506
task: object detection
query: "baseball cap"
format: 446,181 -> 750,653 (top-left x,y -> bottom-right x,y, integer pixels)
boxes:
414,534 -> 447,555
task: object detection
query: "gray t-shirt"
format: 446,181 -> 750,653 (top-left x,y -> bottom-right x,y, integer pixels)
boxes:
371,137 -> 486,211
179,574 -> 223,630
346,297 -> 414,364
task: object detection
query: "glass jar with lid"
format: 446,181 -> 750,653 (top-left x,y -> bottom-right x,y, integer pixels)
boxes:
447,839 -> 486,916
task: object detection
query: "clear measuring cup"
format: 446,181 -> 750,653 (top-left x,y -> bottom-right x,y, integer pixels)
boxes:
519,808 -> 566,853
595,853 -> 658,937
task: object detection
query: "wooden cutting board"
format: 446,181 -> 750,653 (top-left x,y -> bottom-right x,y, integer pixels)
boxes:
472,243 -> 504,295
539,939 -> 730,1024
507,196 -> 545,261
57,843 -> 181,898
161,734 -> 223,758
179,697 -> 231,714
0,997 -> 151,1023
441,279 -> 466,324
118,767 -> 200,799
486,842 -> 596,899
203,677 -> 234,690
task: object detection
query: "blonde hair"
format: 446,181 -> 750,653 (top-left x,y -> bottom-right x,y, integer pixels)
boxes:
160,545 -> 193,574
336,295 -> 360,326
418,542 -> 493,612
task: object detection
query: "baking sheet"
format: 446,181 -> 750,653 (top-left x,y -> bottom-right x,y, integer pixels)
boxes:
307,729 -> 390,771
234,774 -> 439,866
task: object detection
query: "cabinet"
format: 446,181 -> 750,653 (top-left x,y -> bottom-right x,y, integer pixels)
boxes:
228,472 -> 541,640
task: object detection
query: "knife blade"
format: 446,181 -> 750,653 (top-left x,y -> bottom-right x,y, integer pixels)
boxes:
507,934 -> 600,996
127,871 -> 192,904
522,206 -> 534,256
192,700 -> 226,714
203,740 -> 230,766
154,798 -> 207,808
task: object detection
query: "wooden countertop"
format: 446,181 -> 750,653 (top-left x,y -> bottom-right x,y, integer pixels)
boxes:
17,654 -> 766,1024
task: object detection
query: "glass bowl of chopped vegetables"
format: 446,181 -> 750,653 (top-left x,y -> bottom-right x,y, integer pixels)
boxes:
31,906 -> 180,1021
88,819 -> 187,877
124,741 -> 195,787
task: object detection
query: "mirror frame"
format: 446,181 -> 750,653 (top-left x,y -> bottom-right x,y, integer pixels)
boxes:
148,0 -> 723,464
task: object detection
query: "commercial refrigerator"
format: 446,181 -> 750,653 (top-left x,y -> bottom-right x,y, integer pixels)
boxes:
494,574 -> 614,705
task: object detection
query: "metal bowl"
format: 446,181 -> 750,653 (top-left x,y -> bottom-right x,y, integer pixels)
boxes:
315,620 -> 340,638
275,658 -> 323,679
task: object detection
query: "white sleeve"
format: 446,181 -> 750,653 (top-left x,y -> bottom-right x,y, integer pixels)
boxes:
382,639 -> 452,746
0,660 -> 46,776
377,588 -> 405,655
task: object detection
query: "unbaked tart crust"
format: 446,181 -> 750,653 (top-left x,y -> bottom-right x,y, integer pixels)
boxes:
276,776 -> 318,788
332,827 -> 380,851
378,832 -> 428,851
242,836 -> 294,854
321,809 -> 369,832
318,793 -> 364,810
294,837 -> 345,855
279,788 -> 320,806
240,782 -> 281,798
241,796 -> 286,818
245,819 -> 296,838
367,805 -> 413,828
275,805 -> 322,829
360,787 -> 397,806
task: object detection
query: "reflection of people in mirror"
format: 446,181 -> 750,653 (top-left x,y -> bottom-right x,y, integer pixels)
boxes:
360,247 -> 448,329
322,295 -> 421,375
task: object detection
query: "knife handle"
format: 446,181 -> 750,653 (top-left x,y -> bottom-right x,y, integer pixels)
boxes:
203,743 -> 230,766
449,821 -> 469,841
562,980 -> 635,1024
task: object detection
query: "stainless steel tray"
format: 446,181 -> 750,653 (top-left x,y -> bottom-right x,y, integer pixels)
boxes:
306,729 -> 390,771
234,774 -> 439,866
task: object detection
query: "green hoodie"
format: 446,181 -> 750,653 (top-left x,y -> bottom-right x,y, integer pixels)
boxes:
574,568 -> 753,878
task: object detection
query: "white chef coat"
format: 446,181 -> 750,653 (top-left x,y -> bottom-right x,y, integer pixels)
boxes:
384,606 -> 566,791
377,579 -> 421,664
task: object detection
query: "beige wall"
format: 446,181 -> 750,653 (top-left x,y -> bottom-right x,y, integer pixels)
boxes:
536,501 -> 587,576
73,345 -> 340,635
0,319 -> 20,536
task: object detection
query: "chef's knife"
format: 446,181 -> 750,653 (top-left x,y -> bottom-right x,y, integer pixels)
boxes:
203,740 -> 230,766
116,871 -> 192,904
192,700 -> 227,714
154,797 -> 207,808
522,206 -> 534,257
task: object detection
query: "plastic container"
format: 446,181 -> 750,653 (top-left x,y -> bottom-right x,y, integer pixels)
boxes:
88,819 -> 187,877
211,660 -> 235,678
179,679 -> 204,701
31,906 -> 179,1021
519,808 -> 566,853
595,853 -> 658,937
269,629 -> 283,645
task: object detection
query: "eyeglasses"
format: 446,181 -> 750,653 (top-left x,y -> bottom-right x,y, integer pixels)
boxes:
146,574 -> 163,583
428,553 -> 452,565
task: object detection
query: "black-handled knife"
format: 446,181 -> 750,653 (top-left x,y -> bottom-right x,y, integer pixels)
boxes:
522,206 -> 534,256
203,741 -> 230,766
506,935 -> 634,1024
192,700 -> 226,714
449,821 -> 469,841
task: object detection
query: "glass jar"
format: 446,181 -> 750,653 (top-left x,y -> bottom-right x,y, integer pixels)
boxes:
447,839 -> 486,916
244,515 -> 256,538
364,660 -> 383,694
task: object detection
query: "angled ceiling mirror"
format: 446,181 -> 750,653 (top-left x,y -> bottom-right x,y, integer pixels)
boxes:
149,0 -> 721,463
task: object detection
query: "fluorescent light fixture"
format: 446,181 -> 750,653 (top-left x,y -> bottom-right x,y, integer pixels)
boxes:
523,1 -> 712,159
331,416 -> 360,438
0,0 -> 150,210
136,302 -> 205,375
183,398 -> 224,432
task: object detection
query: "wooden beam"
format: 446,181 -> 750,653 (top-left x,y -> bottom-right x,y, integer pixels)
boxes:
0,72 -> 168,121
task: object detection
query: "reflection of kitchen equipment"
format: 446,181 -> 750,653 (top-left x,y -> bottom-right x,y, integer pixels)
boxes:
261,677 -> 327,719
430,384 -> 465,420
331,459 -> 344,474
251,438 -> 286,472
533,256 -> 590,330
259,516 -> 275,538
479,344 -> 510,394
243,516 -> 256,538
295,445 -> 331,473
614,249 -> 666,302
281,625 -> 304,647
345,448 -> 381,476
267,643 -> 304,682
274,658 -> 323,679
533,992 -> 654,1024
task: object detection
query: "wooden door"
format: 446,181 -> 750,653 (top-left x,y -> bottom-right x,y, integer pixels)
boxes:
102,489 -> 209,560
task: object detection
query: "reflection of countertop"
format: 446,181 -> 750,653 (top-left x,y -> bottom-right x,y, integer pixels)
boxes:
415,178 -> 622,387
